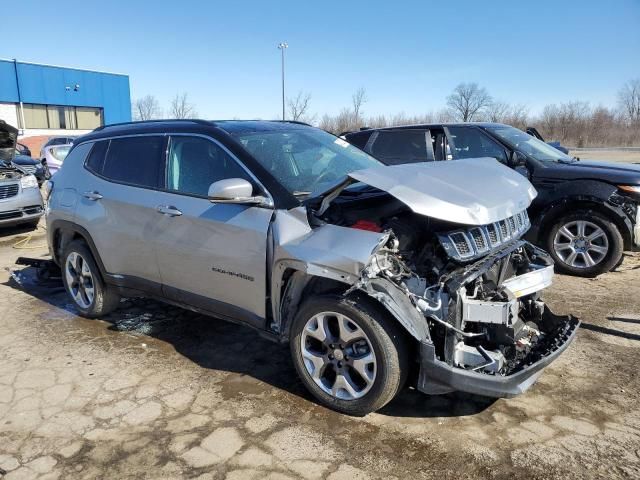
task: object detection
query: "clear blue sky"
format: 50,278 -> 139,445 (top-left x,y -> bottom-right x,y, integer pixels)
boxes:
5,0 -> 640,119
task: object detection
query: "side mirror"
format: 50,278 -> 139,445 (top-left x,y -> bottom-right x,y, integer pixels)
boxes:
508,150 -> 527,168
207,178 -> 271,206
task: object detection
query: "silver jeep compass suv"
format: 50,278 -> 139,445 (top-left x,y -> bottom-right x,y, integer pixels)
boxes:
46,120 -> 578,415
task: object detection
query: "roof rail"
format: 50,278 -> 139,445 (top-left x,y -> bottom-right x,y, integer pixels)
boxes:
93,118 -> 214,132
273,120 -> 312,127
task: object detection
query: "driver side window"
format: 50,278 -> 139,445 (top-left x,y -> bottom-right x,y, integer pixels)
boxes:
167,136 -> 252,197
446,127 -> 507,163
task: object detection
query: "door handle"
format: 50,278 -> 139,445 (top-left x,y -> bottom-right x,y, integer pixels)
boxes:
156,205 -> 183,216
82,191 -> 103,201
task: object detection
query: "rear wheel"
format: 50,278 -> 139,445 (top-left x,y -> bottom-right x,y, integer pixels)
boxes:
546,210 -> 623,277
290,294 -> 409,416
61,240 -> 120,317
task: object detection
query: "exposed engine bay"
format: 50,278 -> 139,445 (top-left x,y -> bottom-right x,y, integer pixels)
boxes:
309,185 -> 578,381
0,167 -> 23,181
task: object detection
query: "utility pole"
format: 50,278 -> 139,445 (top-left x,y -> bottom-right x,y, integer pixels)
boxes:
13,59 -> 26,132
277,42 -> 288,120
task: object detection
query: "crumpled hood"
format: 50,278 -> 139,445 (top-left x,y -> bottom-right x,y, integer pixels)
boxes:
346,158 -> 537,225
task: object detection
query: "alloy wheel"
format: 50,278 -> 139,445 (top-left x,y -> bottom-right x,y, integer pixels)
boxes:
65,252 -> 95,309
553,220 -> 609,269
300,312 -> 377,400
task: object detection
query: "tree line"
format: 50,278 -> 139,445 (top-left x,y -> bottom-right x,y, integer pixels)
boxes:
132,79 -> 640,147
133,92 -> 198,121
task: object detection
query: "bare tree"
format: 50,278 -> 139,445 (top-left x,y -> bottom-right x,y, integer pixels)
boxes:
352,87 -> 368,122
485,100 -> 510,123
170,93 -> 198,119
618,79 -> 640,123
504,104 -> 529,130
133,95 -> 162,121
446,83 -> 492,121
288,91 -> 313,122
318,113 -> 336,133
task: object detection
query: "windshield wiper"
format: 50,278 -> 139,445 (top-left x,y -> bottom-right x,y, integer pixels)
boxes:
293,191 -> 311,197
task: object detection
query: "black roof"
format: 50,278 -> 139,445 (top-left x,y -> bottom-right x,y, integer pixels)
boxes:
344,122 -> 510,135
72,119 -> 316,211
87,119 -> 311,137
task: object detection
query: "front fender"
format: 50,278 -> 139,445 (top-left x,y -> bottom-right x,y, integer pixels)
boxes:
269,210 -> 430,342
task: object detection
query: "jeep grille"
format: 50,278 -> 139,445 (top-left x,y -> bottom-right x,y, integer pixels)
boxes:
438,210 -> 530,261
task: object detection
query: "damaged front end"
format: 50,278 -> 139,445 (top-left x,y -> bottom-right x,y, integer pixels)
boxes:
356,235 -> 579,397
292,160 -> 579,398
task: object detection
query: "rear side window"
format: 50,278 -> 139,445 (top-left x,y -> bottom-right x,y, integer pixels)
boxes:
101,136 -> 165,188
85,140 -> 109,174
370,130 -> 431,164
345,131 -> 373,150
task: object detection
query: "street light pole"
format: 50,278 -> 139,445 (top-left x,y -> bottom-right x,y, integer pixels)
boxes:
277,42 -> 288,121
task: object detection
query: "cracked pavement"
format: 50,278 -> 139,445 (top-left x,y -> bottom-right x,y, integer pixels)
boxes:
0,228 -> 639,479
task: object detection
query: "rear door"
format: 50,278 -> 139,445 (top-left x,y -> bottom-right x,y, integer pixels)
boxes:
76,135 -> 167,291
153,134 -> 273,327
366,129 -> 434,164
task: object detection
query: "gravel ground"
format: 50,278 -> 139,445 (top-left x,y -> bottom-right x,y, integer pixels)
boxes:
0,224 -> 639,480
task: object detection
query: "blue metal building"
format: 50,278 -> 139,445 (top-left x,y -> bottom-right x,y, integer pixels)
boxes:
0,59 -> 131,134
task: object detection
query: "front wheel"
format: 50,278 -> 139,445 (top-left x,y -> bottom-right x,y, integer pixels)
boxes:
546,210 -> 624,277
290,294 -> 409,416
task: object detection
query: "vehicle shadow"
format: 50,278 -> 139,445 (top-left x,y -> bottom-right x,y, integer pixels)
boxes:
4,264 -> 494,418
581,321 -> 640,341
0,223 -> 40,240
607,316 -> 640,325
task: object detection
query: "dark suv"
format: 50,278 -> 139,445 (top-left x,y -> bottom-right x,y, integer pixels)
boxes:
344,123 -> 640,277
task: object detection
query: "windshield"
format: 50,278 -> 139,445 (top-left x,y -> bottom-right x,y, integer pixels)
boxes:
487,125 -> 574,163
232,127 -> 383,195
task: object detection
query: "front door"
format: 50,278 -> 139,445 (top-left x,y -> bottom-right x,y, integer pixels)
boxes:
443,126 -> 509,164
153,135 -> 273,327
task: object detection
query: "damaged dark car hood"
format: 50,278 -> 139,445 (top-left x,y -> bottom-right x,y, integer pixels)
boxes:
314,157 -> 537,225
535,159 -> 640,185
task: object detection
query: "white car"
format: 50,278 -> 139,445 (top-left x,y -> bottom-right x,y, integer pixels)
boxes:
42,144 -> 72,176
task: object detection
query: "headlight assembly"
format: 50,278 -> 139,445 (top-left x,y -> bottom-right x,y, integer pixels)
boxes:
20,174 -> 39,189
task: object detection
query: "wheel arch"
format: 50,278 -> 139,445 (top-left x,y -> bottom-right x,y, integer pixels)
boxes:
531,196 -> 633,250
49,220 -> 108,281
273,262 -> 430,344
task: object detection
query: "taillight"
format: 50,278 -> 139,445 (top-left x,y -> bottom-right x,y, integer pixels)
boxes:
50,146 -> 70,162
350,220 -> 382,232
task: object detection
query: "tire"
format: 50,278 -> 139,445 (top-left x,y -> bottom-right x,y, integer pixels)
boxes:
290,294 -> 409,416
546,210 -> 624,277
61,240 -> 120,317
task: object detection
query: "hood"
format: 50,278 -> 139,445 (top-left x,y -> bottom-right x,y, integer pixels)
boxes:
0,120 -> 18,165
317,158 -> 537,225
534,159 -> 640,185
12,154 -> 39,166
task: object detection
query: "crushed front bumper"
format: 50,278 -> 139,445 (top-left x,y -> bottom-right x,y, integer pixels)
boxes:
417,307 -> 580,398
